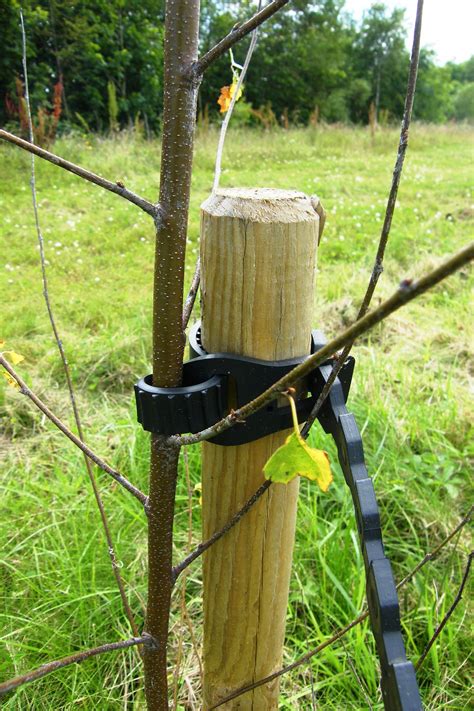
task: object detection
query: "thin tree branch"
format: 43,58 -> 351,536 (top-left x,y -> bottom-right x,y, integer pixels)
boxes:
194,0 -> 290,76
177,241 -> 474,446
0,355 -> 147,506
18,9 -> 140,638
0,129 -> 157,216
209,508 -> 472,707
415,551 -> 473,671
0,636 -> 150,696
213,0 -> 262,193
301,0 -> 424,438
340,637 -> 374,711
182,256 -> 201,331
172,480 -> 271,581
396,506 -> 472,590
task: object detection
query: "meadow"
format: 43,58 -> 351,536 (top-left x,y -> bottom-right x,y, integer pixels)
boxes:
0,124 -> 473,709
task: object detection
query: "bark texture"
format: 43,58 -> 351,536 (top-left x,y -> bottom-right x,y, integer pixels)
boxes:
144,1 -> 201,708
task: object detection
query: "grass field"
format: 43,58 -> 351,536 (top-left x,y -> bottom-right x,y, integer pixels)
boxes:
1,124 -> 473,710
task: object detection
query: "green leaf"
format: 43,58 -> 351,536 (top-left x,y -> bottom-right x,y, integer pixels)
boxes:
263,431 -> 332,490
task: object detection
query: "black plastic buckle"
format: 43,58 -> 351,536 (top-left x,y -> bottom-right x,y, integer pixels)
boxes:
135,322 -> 354,444
135,323 -> 422,708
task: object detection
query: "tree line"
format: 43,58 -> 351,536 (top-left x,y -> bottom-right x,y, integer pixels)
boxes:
1,0 -> 473,137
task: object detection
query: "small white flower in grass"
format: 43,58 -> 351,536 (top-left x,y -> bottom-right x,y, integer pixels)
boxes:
94,277 -> 100,282
54,242 -> 62,247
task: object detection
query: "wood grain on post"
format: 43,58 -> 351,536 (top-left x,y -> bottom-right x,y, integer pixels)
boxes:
200,188 -> 321,709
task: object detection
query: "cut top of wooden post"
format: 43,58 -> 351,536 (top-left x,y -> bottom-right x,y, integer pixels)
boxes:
200,187 -> 321,361
202,187 -> 319,223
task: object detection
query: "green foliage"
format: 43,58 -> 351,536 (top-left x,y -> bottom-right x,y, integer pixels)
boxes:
0,0 -> 165,132
453,83 -> 474,122
1,0 -> 473,131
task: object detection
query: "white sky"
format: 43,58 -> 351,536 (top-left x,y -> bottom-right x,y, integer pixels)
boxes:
343,0 -> 474,65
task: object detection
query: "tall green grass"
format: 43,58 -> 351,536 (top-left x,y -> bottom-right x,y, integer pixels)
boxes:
1,124 -> 472,709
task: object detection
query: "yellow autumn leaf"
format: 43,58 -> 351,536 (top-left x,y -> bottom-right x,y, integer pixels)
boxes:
3,351 -> 25,365
263,393 -> 332,491
1,371 -> 20,389
217,77 -> 243,114
194,482 -> 202,506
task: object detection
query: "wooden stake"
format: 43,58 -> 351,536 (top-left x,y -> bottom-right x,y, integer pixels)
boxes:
200,188 -> 321,709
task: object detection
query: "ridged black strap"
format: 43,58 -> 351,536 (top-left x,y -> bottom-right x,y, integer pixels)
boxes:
315,360 -> 422,710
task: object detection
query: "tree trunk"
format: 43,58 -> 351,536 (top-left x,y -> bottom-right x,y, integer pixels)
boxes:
200,188 -> 321,709
144,1 -> 201,708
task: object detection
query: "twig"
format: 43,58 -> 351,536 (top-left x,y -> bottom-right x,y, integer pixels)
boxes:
195,0 -> 290,76
172,479 -> 271,581
213,0 -> 262,193
396,506 -> 473,590
19,9 -> 140,639
301,0 -> 425,438
182,256 -> 201,331
0,636 -> 150,696
180,449 -> 204,682
340,637 -> 374,711
0,129 -> 157,217
0,355 -> 147,505
172,450 -> 196,708
209,612 -> 369,708
209,507 -> 472,707
415,551 -> 473,671
177,241 -> 474,446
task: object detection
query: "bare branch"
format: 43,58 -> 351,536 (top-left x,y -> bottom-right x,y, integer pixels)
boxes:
416,551 -> 473,670
209,612 -> 370,708
209,507 -> 472,707
0,129 -> 157,216
340,637 -> 374,711
177,241 -> 474,446
19,9 -> 140,638
0,355 -> 147,506
301,0 -> 425,438
182,257 -> 201,331
172,480 -> 271,581
397,505 -> 472,590
0,636 -> 150,696
195,0 -> 290,76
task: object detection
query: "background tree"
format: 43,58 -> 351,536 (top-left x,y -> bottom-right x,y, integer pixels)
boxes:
353,3 -> 408,122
